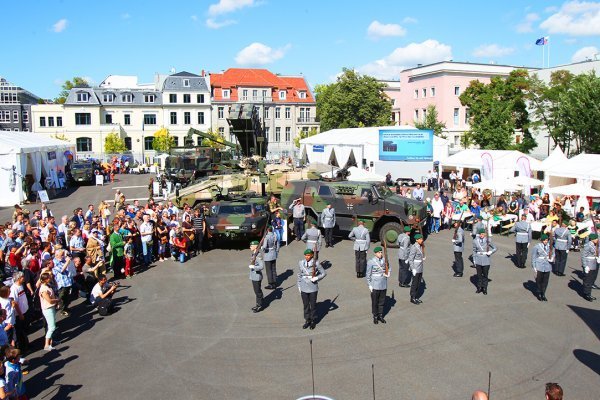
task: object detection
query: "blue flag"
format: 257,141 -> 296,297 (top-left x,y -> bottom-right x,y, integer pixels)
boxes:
535,37 -> 548,46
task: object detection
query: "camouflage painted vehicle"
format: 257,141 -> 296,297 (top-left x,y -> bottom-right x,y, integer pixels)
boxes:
205,196 -> 269,245
280,180 -> 427,247
69,161 -> 95,184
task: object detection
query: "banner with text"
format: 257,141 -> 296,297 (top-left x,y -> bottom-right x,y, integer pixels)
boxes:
378,129 -> 433,161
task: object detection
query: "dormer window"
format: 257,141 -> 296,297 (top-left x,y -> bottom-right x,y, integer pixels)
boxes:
122,93 -> 133,103
144,94 -> 156,103
183,79 -> 190,87
279,90 -> 286,100
76,92 -> 90,102
103,93 -> 115,103
222,89 -> 230,99
298,91 -> 306,99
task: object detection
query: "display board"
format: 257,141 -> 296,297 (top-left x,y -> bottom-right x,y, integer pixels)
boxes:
378,129 -> 433,161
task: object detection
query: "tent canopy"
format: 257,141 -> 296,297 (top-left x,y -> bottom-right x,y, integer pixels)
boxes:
545,153 -> 600,180
545,183 -> 600,197
0,132 -> 72,155
442,149 -> 543,171
540,146 -> 568,171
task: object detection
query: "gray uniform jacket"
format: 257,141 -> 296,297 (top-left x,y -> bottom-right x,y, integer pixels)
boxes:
349,226 -> 370,251
397,233 -> 410,260
531,243 -> 552,272
452,227 -> 465,252
472,221 -> 485,238
261,232 -> 279,262
320,208 -> 336,229
581,242 -> 599,271
408,243 -> 424,274
249,254 -> 265,281
472,237 -> 498,266
553,227 -> 572,251
297,259 -> 326,293
366,256 -> 389,290
302,227 -> 322,252
289,203 -> 305,219
510,221 -> 532,243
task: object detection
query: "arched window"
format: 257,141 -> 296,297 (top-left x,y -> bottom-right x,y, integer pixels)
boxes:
76,137 -> 92,152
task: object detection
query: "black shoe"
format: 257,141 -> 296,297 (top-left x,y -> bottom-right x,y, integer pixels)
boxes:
542,295 -> 548,301
482,289 -> 487,295
251,306 -> 258,312
453,273 -> 463,277
302,321 -> 311,329
373,316 -> 378,324
537,294 -> 543,301
410,298 -> 419,305
325,244 -> 329,248
253,306 -> 263,313
476,288 -> 482,294
592,284 -> 600,290
377,315 -> 386,324
264,285 -> 273,290
309,322 -> 316,330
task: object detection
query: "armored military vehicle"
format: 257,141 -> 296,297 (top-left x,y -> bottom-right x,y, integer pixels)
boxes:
205,195 -> 269,246
69,160 -> 95,184
280,179 -> 427,247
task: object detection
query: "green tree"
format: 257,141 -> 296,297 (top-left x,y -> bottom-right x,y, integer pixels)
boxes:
414,105 -> 447,138
293,127 -> 318,148
152,127 -> 175,153
55,77 -> 90,104
200,129 -> 227,150
104,132 -> 127,154
315,68 -> 392,131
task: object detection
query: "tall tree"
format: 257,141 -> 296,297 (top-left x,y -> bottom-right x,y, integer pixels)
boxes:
152,128 -> 175,153
104,132 -> 127,154
414,105 -> 447,138
55,77 -> 90,104
315,68 -> 391,132
293,127 -> 318,148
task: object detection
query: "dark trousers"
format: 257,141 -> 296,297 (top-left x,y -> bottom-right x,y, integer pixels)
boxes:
324,228 -> 333,246
14,310 -> 30,352
475,264 -> 490,290
112,255 -> 125,279
193,230 -> 204,253
398,259 -> 409,285
252,280 -> 263,307
410,272 -> 422,298
371,289 -> 386,316
355,250 -> 367,274
515,242 -> 528,268
265,260 -> 277,285
58,286 -> 73,311
535,271 -> 550,295
583,268 -> 598,297
554,249 -> 567,274
454,251 -> 464,274
301,291 -> 318,322
293,218 -> 305,240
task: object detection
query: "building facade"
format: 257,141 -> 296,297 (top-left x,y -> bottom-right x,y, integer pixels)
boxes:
0,77 -> 40,132
380,80 -> 401,125
210,68 -> 319,160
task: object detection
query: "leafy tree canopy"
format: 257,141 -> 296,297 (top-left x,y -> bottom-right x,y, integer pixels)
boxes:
56,77 -> 90,104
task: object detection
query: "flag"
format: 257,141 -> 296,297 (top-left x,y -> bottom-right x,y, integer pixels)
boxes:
535,36 -> 548,46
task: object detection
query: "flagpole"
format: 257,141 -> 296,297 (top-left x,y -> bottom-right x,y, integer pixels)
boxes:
542,44 -> 545,68
547,37 -> 550,68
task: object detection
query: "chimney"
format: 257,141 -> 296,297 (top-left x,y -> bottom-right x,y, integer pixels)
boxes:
201,69 -> 205,77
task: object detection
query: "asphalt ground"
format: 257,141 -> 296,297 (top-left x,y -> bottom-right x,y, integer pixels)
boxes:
3,175 -> 599,400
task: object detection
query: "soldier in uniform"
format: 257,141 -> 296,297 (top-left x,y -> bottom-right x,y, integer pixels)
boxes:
408,234 -> 425,304
397,226 -> 411,287
261,226 -> 280,289
288,198 -> 306,241
248,240 -> 264,313
552,218 -> 572,276
452,220 -> 465,277
471,216 -> 484,240
472,229 -> 497,295
510,214 -> 532,269
532,234 -> 552,301
302,220 -> 322,259
297,249 -> 326,329
581,233 -> 599,302
366,246 -> 390,324
320,203 -> 336,248
349,220 -> 370,278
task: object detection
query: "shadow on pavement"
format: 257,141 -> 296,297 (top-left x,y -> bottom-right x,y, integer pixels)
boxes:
315,294 -> 339,325
383,290 -> 397,317
573,349 -> 600,376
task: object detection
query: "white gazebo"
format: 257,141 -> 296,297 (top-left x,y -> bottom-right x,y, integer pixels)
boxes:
441,149 -> 543,181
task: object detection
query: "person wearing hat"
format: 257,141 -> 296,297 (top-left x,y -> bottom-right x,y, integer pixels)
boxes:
397,225 -> 411,287
297,248 -> 326,329
452,219 -> 465,277
301,220 -> 322,259
349,220 -> 370,278
366,246 -> 390,324
408,234 -> 425,304
320,203 -> 336,248
581,233 -> 599,301
289,198 -> 306,241
472,228 -> 497,295
261,226 -> 280,290
532,234 -> 552,301
248,240 -> 265,312
471,215 -> 485,240
510,214 -> 532,269
552,218 -> 572,277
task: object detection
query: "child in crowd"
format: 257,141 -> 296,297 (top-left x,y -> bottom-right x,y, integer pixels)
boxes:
124,235 -> 134,279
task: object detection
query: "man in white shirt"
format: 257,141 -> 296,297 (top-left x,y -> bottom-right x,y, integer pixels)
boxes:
139,214 -> 154,267
430,193 -> 444,234
90,274 -> 118,310
412,184 -> 424,202
9,271 -> 29,352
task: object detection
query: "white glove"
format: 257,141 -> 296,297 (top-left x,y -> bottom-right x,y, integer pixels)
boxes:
547,257 -> 554,263
298,287 -> 301,293
596,257 -> 600,264
310,276 -> 318,283
452,240 -> 457,244
411,269 -> 417,276
486,251 -> 493,256
566,250 -> 569,254
584,266 -> 590,274
368,285 -> 373,292
423,257 -> 426,261
384,273 -> 390,278
248,264 -> 254,269
527,243 -> 530,248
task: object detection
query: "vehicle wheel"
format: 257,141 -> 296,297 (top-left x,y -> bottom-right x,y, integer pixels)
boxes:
379,222 -> 402,248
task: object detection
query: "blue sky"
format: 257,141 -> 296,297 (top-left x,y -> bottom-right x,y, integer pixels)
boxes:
4,0 -> 600,99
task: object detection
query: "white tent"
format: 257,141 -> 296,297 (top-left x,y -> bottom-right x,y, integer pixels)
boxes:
545,153 -> 600,181
540,146 -> 568,171
442,149 -> 543,181
0,132 -> 74,206
473,179 -> 522,193
545,183 -> 600,197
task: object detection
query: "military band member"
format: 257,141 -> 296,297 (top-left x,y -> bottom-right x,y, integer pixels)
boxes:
581,233 -> 599,302
552,219 -> 572,276
248,240 -> 264,313
366,246 -> 390,324
472,229 -> 497,295
408,234 -> 425,304
261,227 -> 280,289
320,203 -> 336,248
452,220 -> 465,277
531,234 -> 552,301
297,249 -> 326,329
397,226 -> 411,287
471,216 -> 484,240
510,214 -> 532,269
302,220 -> 322,259
349,220 -> 370,278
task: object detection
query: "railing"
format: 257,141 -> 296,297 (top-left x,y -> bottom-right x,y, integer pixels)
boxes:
297,117 -> 319,123
239,96 -> 273,102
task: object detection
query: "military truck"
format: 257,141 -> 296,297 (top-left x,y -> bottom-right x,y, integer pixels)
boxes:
205,196 -> 269,246
280,180 -> 427,247
69,161 -> 95,184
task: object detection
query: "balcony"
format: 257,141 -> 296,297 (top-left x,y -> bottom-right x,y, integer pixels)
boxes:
297,117 -> 320,124
240,96 -> 273,103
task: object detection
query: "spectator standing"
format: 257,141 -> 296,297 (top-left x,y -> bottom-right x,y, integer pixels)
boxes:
430,193 -> 444,233
38,272 -> 59,351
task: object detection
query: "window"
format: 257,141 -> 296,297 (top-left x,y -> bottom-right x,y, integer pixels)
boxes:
124,114 -> 131,125
285,107 -> 291,119
124,137 -> 132,150
318,185 -> 332,196
48,117 -> 54,127
39,116 -> 46,127
218,127 -> 225,137
197,94 -> 204,103
242,89 -> 248,99
275,107 -> 281,119
414,89 -> 418,99
454,86 -> 460,96
12,110 -> 18,122
422,109 -> 427,121
252,89 -> 258,99
305,108 -> 311,120
422,88 -> 427,98
105,114 -> 112,124
144,94 -> 156,103
430,87 -> 436,97
453,108 -> 459,125
222,89 -> 230,99
265,127 -> 270,141
75,113 -> 91,125
103,93 -> 115,103
183,79 -> 190,87
197,137 -> 202,146
76,137 -> 92,152
265,107 -> 270,119
414,109 -> 419,121
183,94 -> 191,103
0,111 -> 10,122
169,94 -> 177,103
170,112 -> 177,125
218,107 -> 224,119
122,93 -> 133,103
465,108 -> 470,124
143,114 -> 157,125
144,136 -> 154,150
184,112 -> 191,124
197,111 -> 205,124
22,111 -> 29,123
173,136 -> 179,147
275,127 -> 281,142
285,127 -> 291,142
299,107 -> 306,122
262,89 -> 268,99
279,90 -> 286,100
76,92 -> 89,102
299,91 -> 307,99
57,116 -> 62,127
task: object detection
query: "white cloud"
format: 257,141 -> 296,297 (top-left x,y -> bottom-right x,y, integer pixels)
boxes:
121,13 -> 131,20
402,16 -> 418,24
473,44 -> 515,58
206,18 -> 237,29
52,19 -> 68,33
208,0 -> 256,16
367,20 -> 406,39
516,12 -> 540,33
571,46 -> 599,61
357,39 -> 452,79
540,1 -> 600,35
235,42 -> 290,66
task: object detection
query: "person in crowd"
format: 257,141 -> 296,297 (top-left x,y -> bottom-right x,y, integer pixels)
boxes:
545,382 -> 563,400
430,193 -> 444,234
38,271 -> 59,351
412,183 -> 424,202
